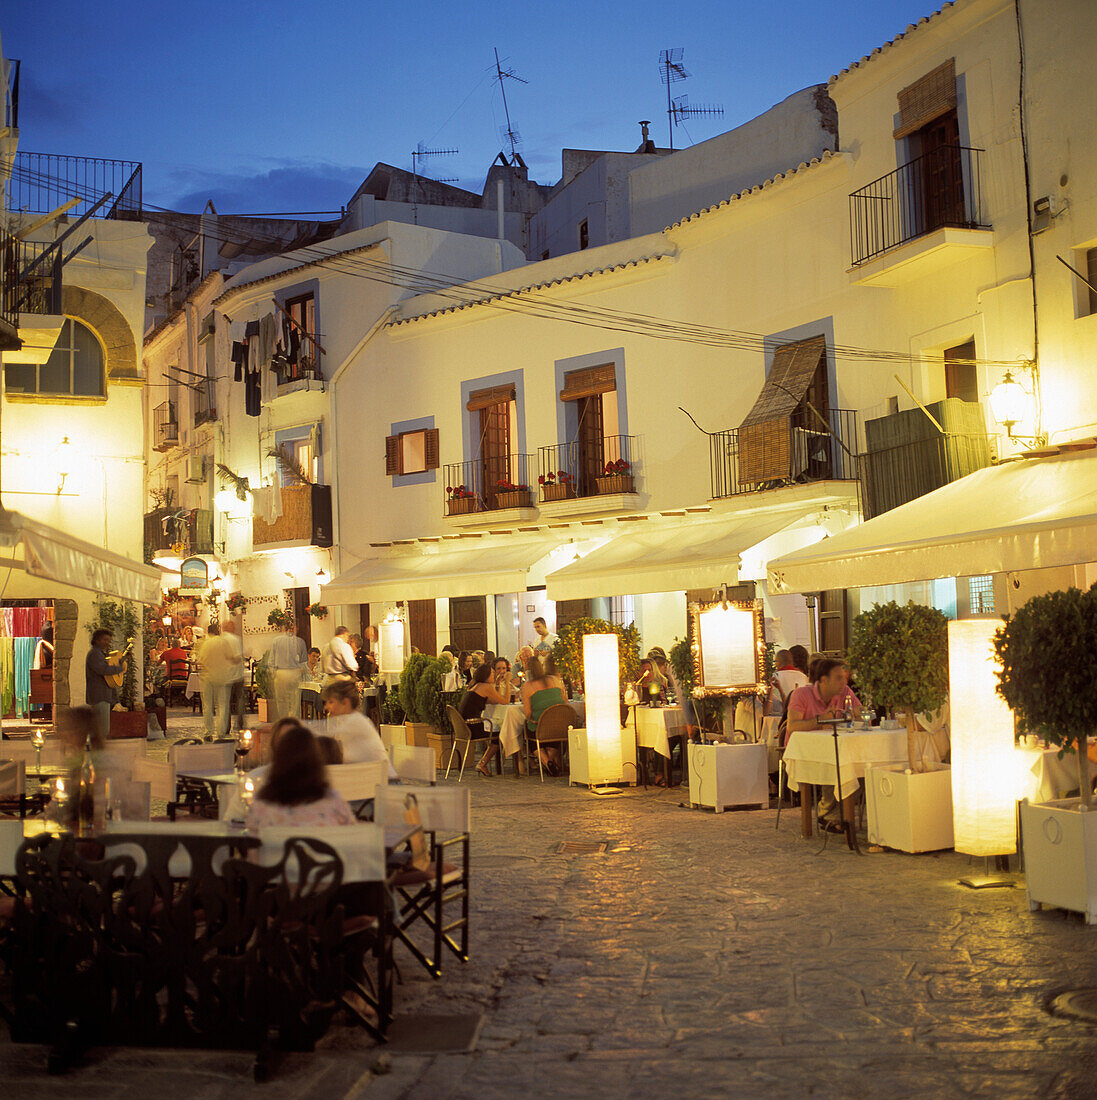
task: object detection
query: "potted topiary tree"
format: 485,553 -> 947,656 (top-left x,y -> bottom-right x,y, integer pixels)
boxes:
88,597 -> 146,739
847,600 -> 953,853
399,653 -> 439,750
995,584 -> 1097,922
553,616 -> 641,694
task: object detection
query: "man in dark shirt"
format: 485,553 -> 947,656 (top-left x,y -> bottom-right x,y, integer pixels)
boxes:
86,628 -> 124,741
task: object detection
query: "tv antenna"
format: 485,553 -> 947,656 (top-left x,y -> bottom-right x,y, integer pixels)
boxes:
410,141 -> 459,223
493,46 -> 528,165
659,48 -> 723,149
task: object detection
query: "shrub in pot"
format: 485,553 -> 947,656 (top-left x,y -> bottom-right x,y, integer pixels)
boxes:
553,616 -> 640,695
847,600 -> 949,771
995,585 -> 1097,808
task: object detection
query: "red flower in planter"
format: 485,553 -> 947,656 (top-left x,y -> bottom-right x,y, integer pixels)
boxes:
604,458 -> 631,475
539,472 -> 555,485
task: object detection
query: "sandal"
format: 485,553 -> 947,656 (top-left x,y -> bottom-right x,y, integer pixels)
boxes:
476,763 -> 492,778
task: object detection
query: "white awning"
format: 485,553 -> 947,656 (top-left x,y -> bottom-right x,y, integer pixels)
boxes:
767,445 -> 1097,594
545,506 -> 822,601
324,540 -> 560,604
0,509 -> 162,605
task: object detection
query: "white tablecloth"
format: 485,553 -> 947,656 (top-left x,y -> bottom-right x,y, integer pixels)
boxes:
484,701 -> 586,756
632,706 -> 685,759
784,729 -> 909,801
185,672 -> 201,696
1015,744 -> 1097,804
762,716 -> 783,771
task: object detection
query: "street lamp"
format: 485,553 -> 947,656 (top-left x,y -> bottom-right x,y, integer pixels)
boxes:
989,370 -> 1031,437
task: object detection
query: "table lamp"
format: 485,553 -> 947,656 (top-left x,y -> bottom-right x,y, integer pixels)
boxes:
584,633 -> 624,786
949,619 -> 1017,857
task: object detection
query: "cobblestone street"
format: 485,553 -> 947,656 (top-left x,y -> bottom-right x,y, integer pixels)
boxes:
4,717 -> 1097,1097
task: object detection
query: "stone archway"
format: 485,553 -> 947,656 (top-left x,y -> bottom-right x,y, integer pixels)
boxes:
62,286 -> 138,382
52,598 -> 79,708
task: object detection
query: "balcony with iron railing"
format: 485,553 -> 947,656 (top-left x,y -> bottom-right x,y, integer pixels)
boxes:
252,484 -> 333,549
537,435 -> 637,504
709,410 -> 860,500
193,379 -> 217,428
443,454 -> 535,519
849,145 -> 989,270
3,238 -> 62,316
0,229 -> 19,349
144,508 -> 214,557
154,401 -> 179,452
8,151 -> 142,220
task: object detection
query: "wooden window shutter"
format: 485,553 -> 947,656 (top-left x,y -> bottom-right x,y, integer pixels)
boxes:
424,428 -> 440,470
385,435 -> 399,475
893,59 -> 957,139
466,384 -> 516,411
560,364 -> 616,401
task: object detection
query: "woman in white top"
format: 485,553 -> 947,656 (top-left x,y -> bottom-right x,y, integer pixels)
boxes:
321,678 -> 398,781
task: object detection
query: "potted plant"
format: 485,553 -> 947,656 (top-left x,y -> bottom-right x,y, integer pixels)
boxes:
399,653 -> 442,750
847,600 -> 953,854
445,484 -> 479,516
306,602 -> 329,620
89,597 -> 147,739
494,478 -> 532,510
253,659 -> 273,723
225,593 -> 246,614
267,607 -> 292,630
539,470 -> 576,503
553,616 -> 641,695
995,584 -> 1097,921
380,690 -> 408,751
596,458 -> 634,495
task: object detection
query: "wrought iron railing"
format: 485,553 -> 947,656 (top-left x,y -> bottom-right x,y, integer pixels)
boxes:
2,238 -> 62,316
859,432 -> 991,519
154,401 -> 178,450
709,410 -> 860,499
8,151 -> 142,219
849,146 -> 988,266
537,435 -> 636,501
443,454 -> 534,516
0,229 -> 19,333
144,508 -> 214,555
193,379 -> 216,427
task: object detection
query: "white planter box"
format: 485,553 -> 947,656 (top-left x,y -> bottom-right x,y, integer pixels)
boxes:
1021,797 -> 1097,924
568,727 -> 636,787
688,742 -> 768,812
380,724 -> 406,752
865,762 -> 953,853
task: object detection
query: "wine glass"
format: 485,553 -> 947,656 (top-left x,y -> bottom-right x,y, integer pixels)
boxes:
234,728 -> 254,773
31,729 -> 44,773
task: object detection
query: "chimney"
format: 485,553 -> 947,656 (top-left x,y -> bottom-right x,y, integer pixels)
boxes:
637,120 -> 656,154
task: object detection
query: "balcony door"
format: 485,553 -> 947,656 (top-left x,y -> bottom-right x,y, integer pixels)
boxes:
479,399 -> 512,509
918,110 -> 965,232
790,349 -> 832,481
561,365 -> 618,495
575,394 -> 605,495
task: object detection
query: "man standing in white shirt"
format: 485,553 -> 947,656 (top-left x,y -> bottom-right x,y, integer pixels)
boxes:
222,620 -> 245,732
321,626 -> 358,687
265,621 -> 307,724
532,616 -> 558,657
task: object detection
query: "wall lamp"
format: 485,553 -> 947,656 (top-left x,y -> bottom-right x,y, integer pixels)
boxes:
990,363 -> 1046,445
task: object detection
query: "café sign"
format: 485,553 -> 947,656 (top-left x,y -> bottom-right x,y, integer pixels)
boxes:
179,556 -> 209,590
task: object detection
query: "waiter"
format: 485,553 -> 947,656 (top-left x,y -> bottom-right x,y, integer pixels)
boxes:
321,626 -> 358,688
86,629 -> 125,741
265,620 -> 307,724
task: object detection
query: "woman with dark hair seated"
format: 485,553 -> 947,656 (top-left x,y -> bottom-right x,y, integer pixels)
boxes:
522,654 -> 567,775
247,722 -> 355,829
459,663 -> 510,778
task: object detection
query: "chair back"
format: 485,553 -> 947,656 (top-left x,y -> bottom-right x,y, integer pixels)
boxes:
447,705 -> 475,743
1,740 -> 68,767
0,818 -> 24,875
253,825 -> 385,884
131,757 -> 176,803
532,703 -> 577,744
99,740 -> 147,769
0,759 -> 25,797
170,742 -> 235,772
373,783 -> 470,834
380,724 -> 406,751
165,656 -> 188,682
390,743 -> 437,784
326,760 -> 388,802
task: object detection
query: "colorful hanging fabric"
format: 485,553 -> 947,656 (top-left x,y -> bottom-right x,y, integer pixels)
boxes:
13,636 -> 34,717
0,637 -> 13,716
0,608 -> 12,638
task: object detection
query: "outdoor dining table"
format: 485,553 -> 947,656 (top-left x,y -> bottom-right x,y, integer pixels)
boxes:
631,704 -> 688,787
1015,741 -> 1097,803
783,726 -> 909,838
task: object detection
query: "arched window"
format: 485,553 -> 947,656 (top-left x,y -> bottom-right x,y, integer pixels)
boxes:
4,318 -> 105,397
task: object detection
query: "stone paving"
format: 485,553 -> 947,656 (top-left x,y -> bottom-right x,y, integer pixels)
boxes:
4,710 -> 1097,1097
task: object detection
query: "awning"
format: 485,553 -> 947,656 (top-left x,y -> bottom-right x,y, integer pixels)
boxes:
323,540 -> 558,604
0,508 -> 162,605
545,507 -> 821,601
767,445 -> 1097,594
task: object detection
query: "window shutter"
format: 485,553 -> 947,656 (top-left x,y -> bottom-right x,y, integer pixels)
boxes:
424,428 -> 440,470
893,59 -> 957,139
466,384 -> 516,411
385,435 -> 399,475
559,364 -> 616,401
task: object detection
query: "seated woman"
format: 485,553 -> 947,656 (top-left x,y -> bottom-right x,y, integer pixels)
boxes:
247,722 -> 355,828
460,663 -> 511,778
522,654 -> 567,775
321,678 -> 397,780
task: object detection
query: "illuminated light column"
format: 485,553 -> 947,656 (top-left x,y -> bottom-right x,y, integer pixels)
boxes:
584,633 -> 622,784
949,619 -> 1017,856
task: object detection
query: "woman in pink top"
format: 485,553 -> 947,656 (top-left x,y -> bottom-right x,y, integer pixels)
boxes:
785,658 -> 862,741
247,722 -> 355,829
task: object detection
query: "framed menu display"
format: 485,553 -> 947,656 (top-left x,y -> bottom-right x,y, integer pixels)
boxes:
688,598 -> 766,695
378,618 -> 407,674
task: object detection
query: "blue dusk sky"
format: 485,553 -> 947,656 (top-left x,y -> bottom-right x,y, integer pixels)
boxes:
5,0 -> 942,215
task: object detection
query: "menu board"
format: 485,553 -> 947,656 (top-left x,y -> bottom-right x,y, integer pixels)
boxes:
699,607 -> 757,690
378,619 -> 406,674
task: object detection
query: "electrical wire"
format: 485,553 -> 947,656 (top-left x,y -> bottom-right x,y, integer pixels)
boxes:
7,159 -> 1027,372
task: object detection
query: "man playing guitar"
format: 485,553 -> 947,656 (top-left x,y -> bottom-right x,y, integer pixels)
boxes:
86,629 -> 129,741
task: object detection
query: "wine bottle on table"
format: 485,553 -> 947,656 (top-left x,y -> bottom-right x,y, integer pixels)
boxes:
77,734 -> 95,837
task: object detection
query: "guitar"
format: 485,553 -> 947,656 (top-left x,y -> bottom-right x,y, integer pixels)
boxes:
105,637 -> 135,690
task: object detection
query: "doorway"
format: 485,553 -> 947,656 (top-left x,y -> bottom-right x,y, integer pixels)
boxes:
449,596 -> 488,653
407,599 -> 437,656
291,587 -> 312,649
917,110 -> 965,233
